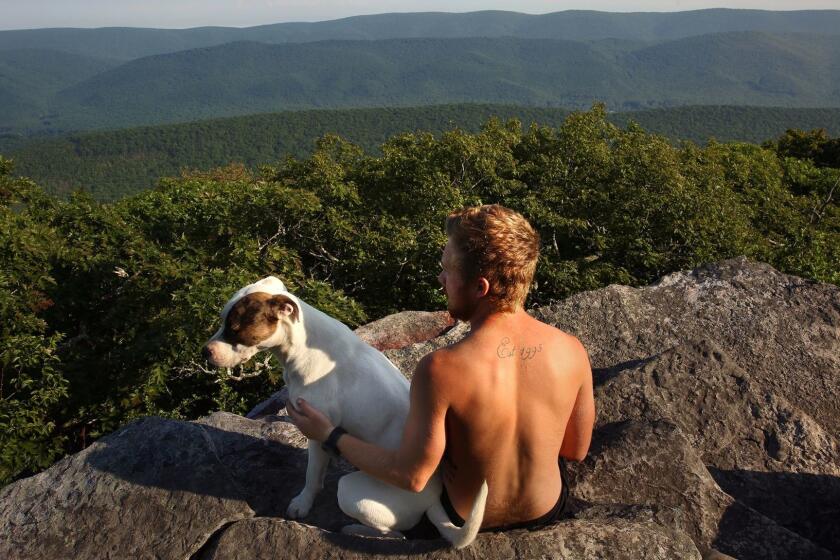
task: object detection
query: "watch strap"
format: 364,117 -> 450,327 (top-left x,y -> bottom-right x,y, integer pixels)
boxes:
322,426 -> 348,458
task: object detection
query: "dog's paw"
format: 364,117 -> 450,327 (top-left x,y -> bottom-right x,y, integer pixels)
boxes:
286,493 -> 314,518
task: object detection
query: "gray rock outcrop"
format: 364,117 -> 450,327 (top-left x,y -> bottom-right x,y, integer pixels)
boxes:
0,417 -> 255,559
354,310 -> 455,351
0,257 -> 837,559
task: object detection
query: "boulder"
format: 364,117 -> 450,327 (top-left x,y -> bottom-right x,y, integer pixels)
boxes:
1,257 -> 837,559
0,416 -> 255,560
536,257 -> 840,438
568,420 -> 832,559
354,310 -> 455,351
383,321 -> 470,379
198,516 -> 701,560
593,339 -> 840,554
0,411 -> 702,560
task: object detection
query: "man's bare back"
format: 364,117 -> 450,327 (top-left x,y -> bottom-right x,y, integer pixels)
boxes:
288,204 -> 594,542
432,310 -> 594,528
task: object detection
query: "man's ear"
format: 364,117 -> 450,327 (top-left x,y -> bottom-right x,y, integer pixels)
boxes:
270,294 -> 299,322
475,277 -> 491,298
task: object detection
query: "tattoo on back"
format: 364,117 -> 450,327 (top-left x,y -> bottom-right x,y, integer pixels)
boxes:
497,337 -> 543,360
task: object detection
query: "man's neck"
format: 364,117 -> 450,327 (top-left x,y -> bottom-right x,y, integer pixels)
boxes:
466,304 -> 524,332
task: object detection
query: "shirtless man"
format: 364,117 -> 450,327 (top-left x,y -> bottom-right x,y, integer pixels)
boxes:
288,204 -> 595,532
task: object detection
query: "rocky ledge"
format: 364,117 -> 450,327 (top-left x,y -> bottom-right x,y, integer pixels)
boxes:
1,257 -> 837,559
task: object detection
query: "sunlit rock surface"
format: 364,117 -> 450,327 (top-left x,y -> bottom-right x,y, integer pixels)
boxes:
1,257 -> 837,559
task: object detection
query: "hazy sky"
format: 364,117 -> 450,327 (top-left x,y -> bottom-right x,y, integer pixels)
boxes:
2,1 -> 838,31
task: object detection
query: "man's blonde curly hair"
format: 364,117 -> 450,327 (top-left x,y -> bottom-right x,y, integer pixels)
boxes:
445,204 -> 540,312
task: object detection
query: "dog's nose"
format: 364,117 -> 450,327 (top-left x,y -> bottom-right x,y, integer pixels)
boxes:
201,345 -> 212,361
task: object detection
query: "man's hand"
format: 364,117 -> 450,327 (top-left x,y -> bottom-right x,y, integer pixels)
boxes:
287,398 -> 335,442
283,354 -> 448,492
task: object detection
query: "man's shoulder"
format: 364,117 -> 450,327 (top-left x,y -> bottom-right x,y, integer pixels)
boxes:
414,342 -> 476,391
418,344 -> 463,375
526,315 -> 590,370
526,313 -> 582,346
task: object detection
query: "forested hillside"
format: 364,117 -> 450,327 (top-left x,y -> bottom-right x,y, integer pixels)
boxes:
1,9 -> 838,60
0,49 -> 120,131
2,107 -> 838,486
6,104 -> 840,201
44,34 -> 840,132
3,31 -> 840,136
609,106 -> 840,143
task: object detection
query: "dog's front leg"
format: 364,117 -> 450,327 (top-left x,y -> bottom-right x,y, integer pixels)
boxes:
286,438 -> 330,519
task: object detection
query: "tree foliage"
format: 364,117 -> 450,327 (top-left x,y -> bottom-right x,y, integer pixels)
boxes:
764,127 -> 840,169
1,107 -> 838,486
6,104 -> 840,202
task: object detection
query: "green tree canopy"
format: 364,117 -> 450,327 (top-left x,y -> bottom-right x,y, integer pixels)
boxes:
1,107 -> 837,486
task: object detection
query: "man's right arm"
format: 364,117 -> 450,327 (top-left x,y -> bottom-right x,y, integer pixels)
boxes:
559,340 -> 595,461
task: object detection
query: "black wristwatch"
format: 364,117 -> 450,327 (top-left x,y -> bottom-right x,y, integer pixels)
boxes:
321,426 -> 348,458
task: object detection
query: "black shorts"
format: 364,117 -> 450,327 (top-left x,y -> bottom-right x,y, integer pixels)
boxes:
405,457 -> 570,539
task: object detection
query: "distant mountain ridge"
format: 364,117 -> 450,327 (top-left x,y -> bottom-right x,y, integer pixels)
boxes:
0,49 -> 120,132
35,33 -> 840,133
2,11 -> 840,137
2,9 -> 840,60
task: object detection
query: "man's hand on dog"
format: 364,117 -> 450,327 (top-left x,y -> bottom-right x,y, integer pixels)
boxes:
287,398 -> 334,442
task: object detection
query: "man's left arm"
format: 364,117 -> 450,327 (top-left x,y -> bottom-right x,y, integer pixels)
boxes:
288,353 -> 448,492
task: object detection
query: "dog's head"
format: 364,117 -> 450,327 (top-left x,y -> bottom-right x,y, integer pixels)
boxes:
202,276 -> 300,368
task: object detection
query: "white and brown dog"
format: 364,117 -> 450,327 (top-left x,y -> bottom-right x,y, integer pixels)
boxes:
202,276 -> 487,547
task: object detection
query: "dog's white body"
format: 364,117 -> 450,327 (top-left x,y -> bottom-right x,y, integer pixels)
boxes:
205,277 -> 487,547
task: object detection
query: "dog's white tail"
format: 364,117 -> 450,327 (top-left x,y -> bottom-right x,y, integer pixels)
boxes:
426,480 -> 488,549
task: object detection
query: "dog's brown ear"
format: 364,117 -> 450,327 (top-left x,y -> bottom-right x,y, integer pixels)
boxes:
270,294 -> 299,322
